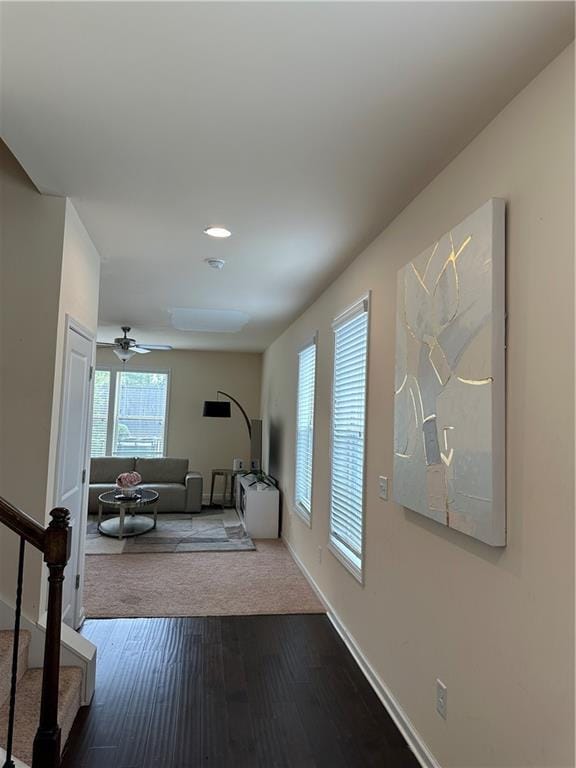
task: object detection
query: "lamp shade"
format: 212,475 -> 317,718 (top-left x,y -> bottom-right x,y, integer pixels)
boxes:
114,347 -> 136,363
202,400 -> 231,418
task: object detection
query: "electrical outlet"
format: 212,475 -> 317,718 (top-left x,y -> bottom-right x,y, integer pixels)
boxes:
317,546 -> 323,564
378,476 -> 389,501
436,679 -> 447,719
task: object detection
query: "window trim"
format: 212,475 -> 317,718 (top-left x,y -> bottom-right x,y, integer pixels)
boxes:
91,366 -> 171,458
328,293 -> 371,584
293,332 -> 318,527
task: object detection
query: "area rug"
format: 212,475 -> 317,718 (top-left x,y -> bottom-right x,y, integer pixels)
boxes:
85,508 -> 255,555
83,539 -> 325,618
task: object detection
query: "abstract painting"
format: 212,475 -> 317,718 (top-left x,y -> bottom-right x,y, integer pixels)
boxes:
392,199 -> 506,546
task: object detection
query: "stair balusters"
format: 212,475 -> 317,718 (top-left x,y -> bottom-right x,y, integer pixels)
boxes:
2,538 -> 25,768
0,499 -> 70,768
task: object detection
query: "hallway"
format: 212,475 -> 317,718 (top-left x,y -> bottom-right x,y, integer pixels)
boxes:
61,615 -> 419,767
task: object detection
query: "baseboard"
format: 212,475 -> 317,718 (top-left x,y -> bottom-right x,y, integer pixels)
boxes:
283,537 -> 441,768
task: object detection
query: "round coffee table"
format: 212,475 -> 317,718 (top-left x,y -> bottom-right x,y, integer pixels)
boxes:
98,489 -> 159,539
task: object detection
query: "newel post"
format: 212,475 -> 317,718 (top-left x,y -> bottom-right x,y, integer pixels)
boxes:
32,508 -> 70,768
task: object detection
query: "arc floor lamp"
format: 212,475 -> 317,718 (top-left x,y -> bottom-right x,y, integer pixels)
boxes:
202,391 -> 261,467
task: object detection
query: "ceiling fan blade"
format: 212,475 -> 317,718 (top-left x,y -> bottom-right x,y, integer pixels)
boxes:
97,342 -> 117,348
133,346 -> 151,354
138,344 -> 173,351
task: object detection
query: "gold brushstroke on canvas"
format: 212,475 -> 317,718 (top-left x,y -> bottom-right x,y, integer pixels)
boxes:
411,377 -> 425,421
441,426 -> 454,467
410,262 -> 430,295
433,233 -> 471,290
428,340 -> 452,386
456,376 -> 493,386
422,241 -> 440,282
395,374 -> 408,395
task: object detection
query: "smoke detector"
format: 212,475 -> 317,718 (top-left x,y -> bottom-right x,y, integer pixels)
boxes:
204,258 -> 226,270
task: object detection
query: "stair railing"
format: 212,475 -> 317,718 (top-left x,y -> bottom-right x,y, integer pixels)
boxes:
0,496 -> 70,768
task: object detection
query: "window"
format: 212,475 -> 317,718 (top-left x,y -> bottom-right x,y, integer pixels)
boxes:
91,370 -> 111,457
329,296 -> 369,580
90,370 -> 169,458
294,338 -> 317,523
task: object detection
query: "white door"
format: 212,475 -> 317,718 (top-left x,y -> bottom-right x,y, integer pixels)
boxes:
55,322 -> 94,629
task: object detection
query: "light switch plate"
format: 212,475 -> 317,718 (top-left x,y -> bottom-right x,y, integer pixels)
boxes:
378,476 -> 389,500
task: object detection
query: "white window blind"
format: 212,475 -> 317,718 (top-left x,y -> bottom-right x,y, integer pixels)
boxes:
329,297 -> 369,579
91,370 -> 111,457
90,370 -> 169,458
294,340 -> 317,522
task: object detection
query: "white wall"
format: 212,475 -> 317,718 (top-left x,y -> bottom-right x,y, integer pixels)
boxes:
261,45 -> 574,768
46,199 -> 101,512
96,347 -> 262,497
0,143 -> 101,620
0,140 -> 66,616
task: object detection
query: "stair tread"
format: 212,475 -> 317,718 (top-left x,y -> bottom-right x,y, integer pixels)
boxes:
0,666 -> 83,766
0,631 -> 31,711
0,629 -> 31,647
0,630 -> 31,666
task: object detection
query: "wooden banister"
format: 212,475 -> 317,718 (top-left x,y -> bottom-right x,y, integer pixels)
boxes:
0,497 -> 45,552
0,497 -> 71,768
32,508 -> 70,768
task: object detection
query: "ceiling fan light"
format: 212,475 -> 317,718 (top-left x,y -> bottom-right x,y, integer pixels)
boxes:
114,347 -> 136,363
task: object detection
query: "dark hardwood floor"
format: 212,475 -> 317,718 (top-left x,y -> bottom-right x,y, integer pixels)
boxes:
61,615 -> 419,768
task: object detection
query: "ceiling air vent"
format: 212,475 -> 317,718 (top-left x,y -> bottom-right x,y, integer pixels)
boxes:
169,308 -> 250,333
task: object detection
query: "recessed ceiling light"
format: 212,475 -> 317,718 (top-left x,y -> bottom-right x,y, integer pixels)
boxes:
204,226 -> 231,239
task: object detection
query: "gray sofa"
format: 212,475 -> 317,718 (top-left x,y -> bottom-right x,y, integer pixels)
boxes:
88,457 -> 203,514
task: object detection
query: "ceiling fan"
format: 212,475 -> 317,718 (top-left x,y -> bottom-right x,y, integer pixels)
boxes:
97,326 -> 173,362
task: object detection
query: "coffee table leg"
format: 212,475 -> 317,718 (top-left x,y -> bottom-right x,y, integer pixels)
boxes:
118,506 -> 125,540
98,502 -> 103,528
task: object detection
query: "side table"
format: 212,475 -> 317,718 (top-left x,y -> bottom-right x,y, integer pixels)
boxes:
209,468 -> 244,508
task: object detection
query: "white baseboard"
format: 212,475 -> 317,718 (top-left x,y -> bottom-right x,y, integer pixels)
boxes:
283,538 -> 441,768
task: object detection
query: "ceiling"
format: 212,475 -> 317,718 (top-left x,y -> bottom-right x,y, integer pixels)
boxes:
1,2 -> 573,351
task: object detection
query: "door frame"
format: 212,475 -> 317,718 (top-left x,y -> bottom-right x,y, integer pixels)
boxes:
53,314 -> 96,629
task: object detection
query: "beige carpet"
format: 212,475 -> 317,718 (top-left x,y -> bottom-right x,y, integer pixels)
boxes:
83,539 -> 325,618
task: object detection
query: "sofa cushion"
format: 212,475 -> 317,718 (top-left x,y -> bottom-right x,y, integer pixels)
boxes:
90,458 -> 135,484
135,458 -> 189,484
139,483 -> 186,512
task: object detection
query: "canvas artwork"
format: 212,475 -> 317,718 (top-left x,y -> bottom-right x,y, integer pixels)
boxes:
392,199 -> 506,546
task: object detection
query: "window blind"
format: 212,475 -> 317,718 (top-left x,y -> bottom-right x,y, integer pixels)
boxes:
295,340 -> 317,521
329,298 -> 369,578
90,370 -> 169,459
90,370 -> 111,457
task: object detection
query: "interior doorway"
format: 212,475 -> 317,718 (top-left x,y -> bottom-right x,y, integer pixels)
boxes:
54,317 -> 95,629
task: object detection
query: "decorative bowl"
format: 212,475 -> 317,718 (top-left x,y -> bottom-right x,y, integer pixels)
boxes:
115,485 -> 139,499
